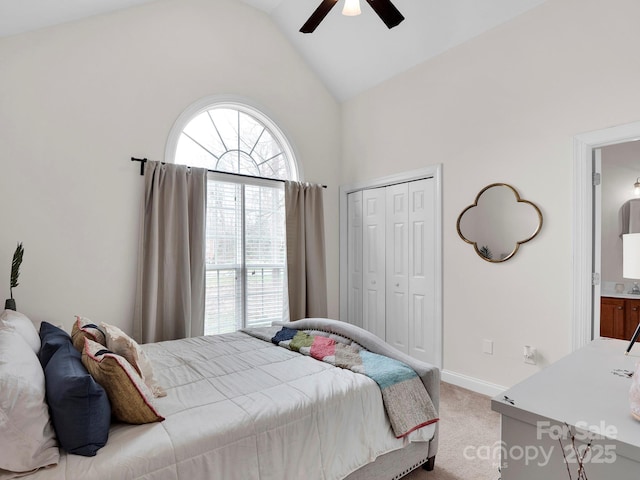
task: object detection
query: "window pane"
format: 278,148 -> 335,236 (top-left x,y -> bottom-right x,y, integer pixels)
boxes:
209,109 -> 239,154
205,269 -> 241,335
245,185 -> 286,329
176,133 -> 216,170
206,181 -> 241,266
205,179 -> 243,335
239,112 -> 265,153
182,111 -> 226,159
204,180 -> 286,334
258,153 -> 288,180
246,267 -> 285,329
252,128 -> 277,159
245,185 -> 285,266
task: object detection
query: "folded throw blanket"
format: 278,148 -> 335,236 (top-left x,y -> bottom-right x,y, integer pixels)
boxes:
245,326 -> 438,438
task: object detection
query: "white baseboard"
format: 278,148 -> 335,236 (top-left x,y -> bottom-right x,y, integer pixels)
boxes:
441,369 -> 507,398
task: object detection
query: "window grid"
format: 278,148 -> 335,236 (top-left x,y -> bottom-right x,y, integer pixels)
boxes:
176,103 -> 294,336
203,180 -> 286,335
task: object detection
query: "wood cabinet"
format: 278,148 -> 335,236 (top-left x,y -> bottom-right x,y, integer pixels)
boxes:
600,296 -> 640,341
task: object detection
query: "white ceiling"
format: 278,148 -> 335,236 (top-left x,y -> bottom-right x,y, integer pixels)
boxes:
0,0 -> 548,101
246,0 -> 548,100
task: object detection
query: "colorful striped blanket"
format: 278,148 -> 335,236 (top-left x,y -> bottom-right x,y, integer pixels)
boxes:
245,326 -> 438,438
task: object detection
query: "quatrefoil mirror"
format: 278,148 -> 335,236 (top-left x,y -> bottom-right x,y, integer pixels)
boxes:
457,183 -> 543,263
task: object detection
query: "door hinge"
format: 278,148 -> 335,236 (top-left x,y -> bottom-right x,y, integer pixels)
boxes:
593,172 -> 601,186
592,272 -> 600,285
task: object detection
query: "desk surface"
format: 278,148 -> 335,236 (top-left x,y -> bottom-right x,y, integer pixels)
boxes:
492,338 -> 640,452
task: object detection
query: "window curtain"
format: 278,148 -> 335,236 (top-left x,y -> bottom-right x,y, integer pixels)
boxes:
284,181 -> 328,320
134,161 -> 207,343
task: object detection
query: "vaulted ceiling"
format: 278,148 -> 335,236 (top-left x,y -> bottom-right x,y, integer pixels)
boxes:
0,0 -> 548,101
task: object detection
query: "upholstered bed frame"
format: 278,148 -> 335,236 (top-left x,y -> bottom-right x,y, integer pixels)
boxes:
276,318 -> 440,478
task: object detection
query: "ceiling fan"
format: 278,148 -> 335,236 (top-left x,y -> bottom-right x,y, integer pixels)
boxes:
300,0 -> 405,34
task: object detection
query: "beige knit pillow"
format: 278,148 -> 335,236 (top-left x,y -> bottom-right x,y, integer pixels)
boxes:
71,316 -> 106,352
81,339 -> 164,425
100,322 -> 166,398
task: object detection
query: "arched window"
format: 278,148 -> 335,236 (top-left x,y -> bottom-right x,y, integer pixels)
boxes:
167,98 -> 298,335
170,101 -> 298,180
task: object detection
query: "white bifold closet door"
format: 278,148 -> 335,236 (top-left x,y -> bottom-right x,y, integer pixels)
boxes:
346,178 -> 436,364
362,187 -> 387,340
347,191 -> 364,329
386,182 -> 409,352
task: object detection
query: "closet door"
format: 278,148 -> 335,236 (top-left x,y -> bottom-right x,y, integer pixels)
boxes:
385,183 -> 409,353
408,178 -> 436,364
347,191 -> 363,329
362,188 -> 386,340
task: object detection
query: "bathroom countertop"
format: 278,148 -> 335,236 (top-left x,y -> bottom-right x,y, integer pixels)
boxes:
602,291 -> 640,299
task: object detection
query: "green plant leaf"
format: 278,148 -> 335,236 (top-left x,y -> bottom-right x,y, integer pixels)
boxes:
10,242 -> 24,294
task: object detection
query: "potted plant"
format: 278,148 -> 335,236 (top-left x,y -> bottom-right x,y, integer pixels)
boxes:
5,242 -> 24,311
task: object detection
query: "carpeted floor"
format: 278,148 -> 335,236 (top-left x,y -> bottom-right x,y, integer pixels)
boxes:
404,382 -> 502,480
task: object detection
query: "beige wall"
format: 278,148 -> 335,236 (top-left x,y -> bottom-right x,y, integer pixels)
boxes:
0,0 -> 341,333
4,0 -> 640,389
342,0 -> 640,387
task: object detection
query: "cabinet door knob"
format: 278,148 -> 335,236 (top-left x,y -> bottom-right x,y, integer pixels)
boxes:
634,308 -> 638,311
396,282 -> 400,287
372,280 -> 376,285
618,306 -> 624,310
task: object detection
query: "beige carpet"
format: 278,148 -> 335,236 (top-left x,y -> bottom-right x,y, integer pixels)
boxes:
405,382 -> 502,480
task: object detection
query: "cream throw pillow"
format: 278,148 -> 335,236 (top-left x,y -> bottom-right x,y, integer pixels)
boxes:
0,328 -> 59,477
100,323 -> 166,398
81,339 -> 164,425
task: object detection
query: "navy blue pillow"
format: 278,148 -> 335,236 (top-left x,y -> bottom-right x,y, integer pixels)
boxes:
44,341 -> 111,456
39,321 -> 72,368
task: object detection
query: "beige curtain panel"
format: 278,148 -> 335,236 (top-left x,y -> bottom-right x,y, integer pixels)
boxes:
285,181 -> 328,320
134,161 -> 207,343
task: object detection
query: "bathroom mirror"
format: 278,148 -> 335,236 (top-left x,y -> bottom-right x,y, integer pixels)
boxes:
457,183 -> 543,263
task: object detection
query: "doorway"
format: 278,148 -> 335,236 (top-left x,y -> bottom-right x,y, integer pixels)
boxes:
572,121 -> 640,350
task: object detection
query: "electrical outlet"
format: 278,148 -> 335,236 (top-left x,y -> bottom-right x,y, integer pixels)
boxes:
483,339 -> 493,355
523,345 -> 536,365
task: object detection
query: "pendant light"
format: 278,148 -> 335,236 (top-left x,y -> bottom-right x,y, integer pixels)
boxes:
342,0 -> 361,16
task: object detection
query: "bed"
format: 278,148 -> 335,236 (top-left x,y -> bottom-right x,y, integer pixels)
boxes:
0,313 -> 439,480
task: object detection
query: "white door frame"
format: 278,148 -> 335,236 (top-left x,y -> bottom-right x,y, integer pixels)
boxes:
572,122 -> 640,350
339,164 -> 443,368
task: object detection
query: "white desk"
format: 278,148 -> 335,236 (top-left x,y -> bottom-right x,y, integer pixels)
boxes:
491,338 -> 640,479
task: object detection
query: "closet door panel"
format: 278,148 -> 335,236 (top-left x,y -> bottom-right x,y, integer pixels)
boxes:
385,183 -> 409,353
362,188 -> 386,340
347,192 -> 363,328
408,178 -> 437,364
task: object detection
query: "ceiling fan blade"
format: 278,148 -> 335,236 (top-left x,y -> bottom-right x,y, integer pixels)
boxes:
300,0 -> 339,34
364,0 -> 405,29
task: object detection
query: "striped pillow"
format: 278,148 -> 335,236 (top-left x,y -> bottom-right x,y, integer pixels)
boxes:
81,339 -> 164,425
71,316 -> 106,352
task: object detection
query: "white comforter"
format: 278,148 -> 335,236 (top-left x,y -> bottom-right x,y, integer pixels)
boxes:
29,331 -> 435,480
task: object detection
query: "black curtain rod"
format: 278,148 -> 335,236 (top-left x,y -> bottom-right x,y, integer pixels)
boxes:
131,157 -> 327,188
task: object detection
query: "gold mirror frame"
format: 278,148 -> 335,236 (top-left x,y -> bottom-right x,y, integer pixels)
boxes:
456,183 -> 543,263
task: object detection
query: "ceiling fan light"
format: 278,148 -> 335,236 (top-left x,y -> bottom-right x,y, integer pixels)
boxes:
342,0 -> 361,16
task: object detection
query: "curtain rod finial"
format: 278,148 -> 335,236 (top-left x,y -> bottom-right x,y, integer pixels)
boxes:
131,156 -> 147,175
